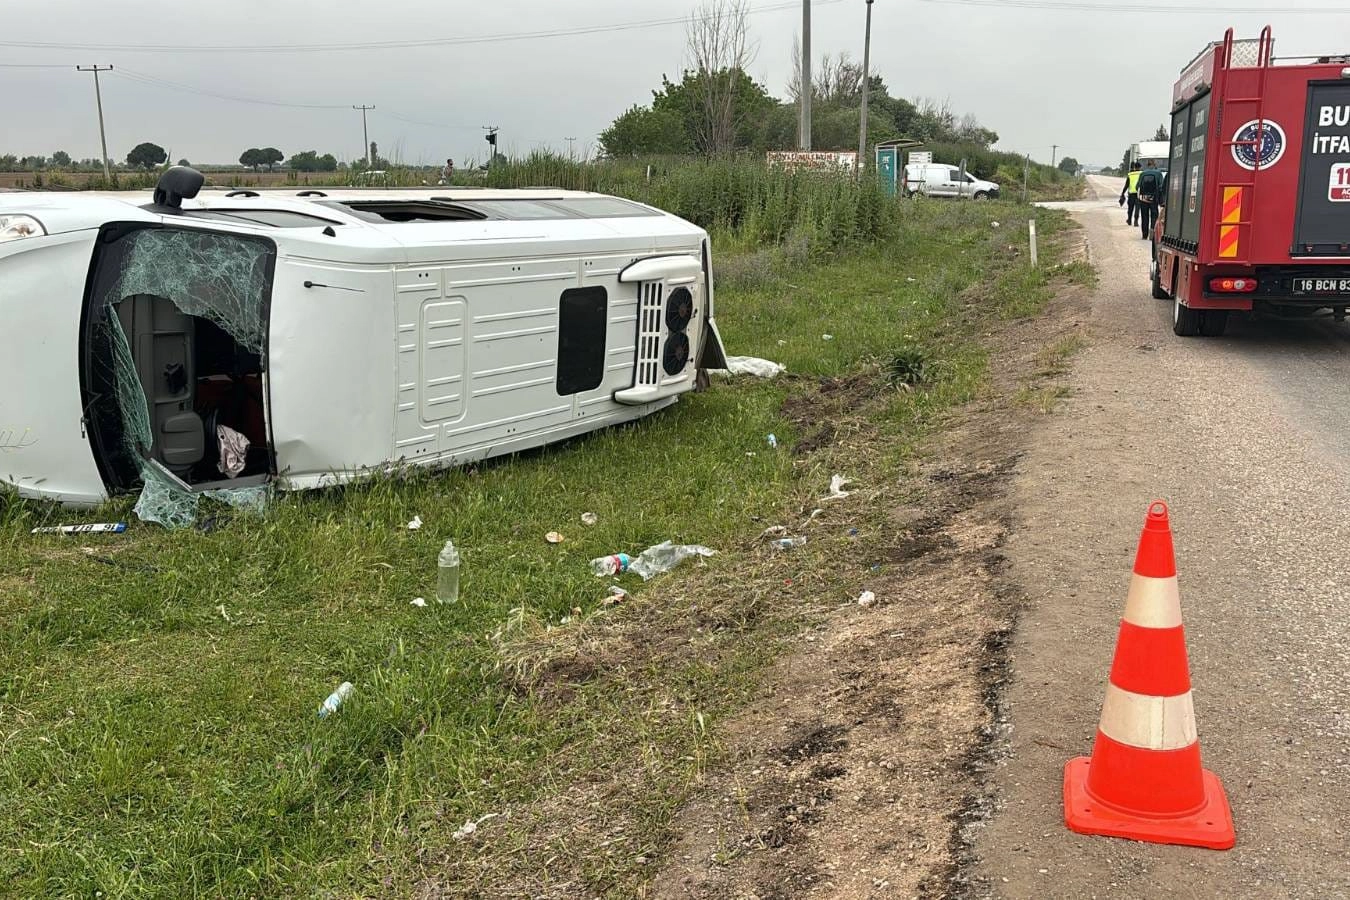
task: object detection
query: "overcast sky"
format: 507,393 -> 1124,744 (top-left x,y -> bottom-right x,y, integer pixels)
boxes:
1,0 -> 1346,169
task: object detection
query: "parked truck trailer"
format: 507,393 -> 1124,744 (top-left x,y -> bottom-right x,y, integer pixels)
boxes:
1152,27 -> 1350,336
1131,141 -> 1172,169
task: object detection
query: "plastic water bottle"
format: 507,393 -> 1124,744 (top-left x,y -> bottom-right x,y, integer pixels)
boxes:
590,553 -> 632,577
437,539 -> 461,604
318,681 -> 353,719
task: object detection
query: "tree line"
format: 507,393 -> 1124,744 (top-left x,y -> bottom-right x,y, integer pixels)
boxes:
599,59 -> 1000,160
0,144 -> 349,173
597,1 -> 1000,160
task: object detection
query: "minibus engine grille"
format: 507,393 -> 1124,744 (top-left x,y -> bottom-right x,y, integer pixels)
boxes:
636,281 -> 665,387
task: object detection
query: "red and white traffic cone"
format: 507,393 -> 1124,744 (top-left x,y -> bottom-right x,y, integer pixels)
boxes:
1063,501 -> 1236,850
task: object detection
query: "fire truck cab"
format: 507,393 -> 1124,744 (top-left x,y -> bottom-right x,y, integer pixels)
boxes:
1153,27 -> 1350,336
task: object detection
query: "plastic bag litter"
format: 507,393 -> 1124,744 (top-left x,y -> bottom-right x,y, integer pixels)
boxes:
581,512 -> 598,526
629,541 -> 718,581
821,474 -> 853,501
406,515 -> 423,531
453,813 -> 501,841
717,356 -> 786,379
216,425 -> 250,478
410,597 -> 428,607
857,590 -> 877,608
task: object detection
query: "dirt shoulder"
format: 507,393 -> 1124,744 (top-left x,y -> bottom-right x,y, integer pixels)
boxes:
643,283 -> 1091,898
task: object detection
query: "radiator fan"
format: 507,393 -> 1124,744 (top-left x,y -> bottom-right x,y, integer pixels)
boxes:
665,287 -> 694,333
662,332 -> 690,375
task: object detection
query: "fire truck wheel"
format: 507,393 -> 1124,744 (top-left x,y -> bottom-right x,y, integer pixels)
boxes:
1173,297 -> 1202,336
1150,255 -> 1170,300
1200,310 -> 1229,336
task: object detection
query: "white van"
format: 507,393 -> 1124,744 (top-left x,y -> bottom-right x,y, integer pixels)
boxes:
903,163 -> 1001,200
0,168 -> 727,512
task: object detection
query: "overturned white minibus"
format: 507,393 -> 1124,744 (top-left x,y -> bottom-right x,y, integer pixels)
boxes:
0,168 -> 726,514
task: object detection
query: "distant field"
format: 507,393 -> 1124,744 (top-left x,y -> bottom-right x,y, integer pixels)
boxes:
0,170 -> 422,190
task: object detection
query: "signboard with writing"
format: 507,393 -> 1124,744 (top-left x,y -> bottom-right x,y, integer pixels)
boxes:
766,151 -> 858,172
1331,162 -> 1350,202
1294,83 -> 1350,253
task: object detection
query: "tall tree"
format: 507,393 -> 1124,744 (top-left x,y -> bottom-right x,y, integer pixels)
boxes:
684,0 -> 755,156
50,150 -> 72,168
1057,156 -> 1080,175
240,148 -> 263,171
260,147 -> 284,171
127,143 -> 167,169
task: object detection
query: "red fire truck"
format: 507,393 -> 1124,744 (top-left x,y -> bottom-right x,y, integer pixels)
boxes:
1152,27 -> 1350,336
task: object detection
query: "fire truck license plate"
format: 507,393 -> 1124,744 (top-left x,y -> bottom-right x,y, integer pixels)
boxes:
1293,277 -> 1350,296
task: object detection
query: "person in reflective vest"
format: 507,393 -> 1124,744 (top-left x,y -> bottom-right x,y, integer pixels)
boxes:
1119,162 -> 1142,226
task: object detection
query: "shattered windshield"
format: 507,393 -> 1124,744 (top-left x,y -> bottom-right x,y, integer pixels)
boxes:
85,224 -> 276,527
111,228 -> 271,354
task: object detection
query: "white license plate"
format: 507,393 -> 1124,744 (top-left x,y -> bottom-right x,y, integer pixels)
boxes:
1293,277 -> 1350,295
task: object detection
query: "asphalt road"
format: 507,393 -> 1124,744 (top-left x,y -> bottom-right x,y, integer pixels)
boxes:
972,175 -> 1350,898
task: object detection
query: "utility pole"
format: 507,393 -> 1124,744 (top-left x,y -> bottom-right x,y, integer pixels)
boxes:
800,0 -> 812,150
565,136 -> 577,160
857,0 -> 874,171
76,65 -> 113,183
483,126 -> 500,167
353,105 -> 375,166
1051,144 -> 1058,169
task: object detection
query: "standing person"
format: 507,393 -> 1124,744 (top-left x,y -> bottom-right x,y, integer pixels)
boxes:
1119,161 -> 1142,226
1135,159 -> 1165,240
440,158 -> 454,185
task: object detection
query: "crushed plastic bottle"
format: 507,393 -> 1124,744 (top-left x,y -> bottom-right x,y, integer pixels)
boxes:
437,539 -> 461,604
590,553 -> 632,577
772,536 -> 807,550
767,433 -> 779,449
628,541 -> 717,581
318,681 -> 353,719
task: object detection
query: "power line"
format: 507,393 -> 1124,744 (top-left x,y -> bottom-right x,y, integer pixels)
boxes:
382,111 -> 485,131
0,0 -> 844,54
103,66 -> 564,145
112,67 -> 350,109
918,0 -> 1345,12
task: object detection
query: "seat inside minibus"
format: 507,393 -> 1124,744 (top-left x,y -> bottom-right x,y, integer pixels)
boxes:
86,226 -> 275,526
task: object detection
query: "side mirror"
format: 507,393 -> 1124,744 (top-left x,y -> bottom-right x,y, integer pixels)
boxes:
150,166 -> 206,212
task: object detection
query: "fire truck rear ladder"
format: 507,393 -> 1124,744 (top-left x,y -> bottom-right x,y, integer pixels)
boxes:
1212,26 -> 1274,267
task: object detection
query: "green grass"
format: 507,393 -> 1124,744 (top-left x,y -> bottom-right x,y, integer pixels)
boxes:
0,198 -> 1077,898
